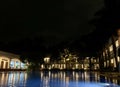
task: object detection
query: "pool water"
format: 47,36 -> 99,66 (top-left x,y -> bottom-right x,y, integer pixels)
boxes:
0,71 -> 120,87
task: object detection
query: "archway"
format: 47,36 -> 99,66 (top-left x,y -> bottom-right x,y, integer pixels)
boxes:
5,62 -> 8,69
1,61 -> 4,69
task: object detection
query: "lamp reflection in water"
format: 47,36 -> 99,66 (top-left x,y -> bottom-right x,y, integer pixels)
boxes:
0,72 -> 27,87
0,72 -> 8,86
43,76 -> 50,87
0,71 -> 120,87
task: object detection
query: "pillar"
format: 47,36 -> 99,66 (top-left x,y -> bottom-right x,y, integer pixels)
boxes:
14,60 -> 16,69
3,61 -> 5,69
20,61 -> 21,69
0,59 -> 1,69
8,59 -> 10,69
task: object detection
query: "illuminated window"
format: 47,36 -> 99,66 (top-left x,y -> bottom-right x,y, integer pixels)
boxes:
94,59 -> 96,62
21,63 -> 27,69
109,45 -> 113,52
63,58 -> 65,62
117,56 -> 120,62
97,58 -> 99,62
76,64 -> 78,69
111,59 -> 114,63
10,61 -> 14,68
86,57 -> 89,59
116,40 -> 119,47
114,58 -> 116,67
66,58 -> 70,61
94,64 -> 98,69
107,60 -> 109,66
84,64 -> 89,69
44,57 -> 50,63
82,64 -> 83,68
111,58 -> 116,67
103,52 -> 105,57
41,64 -> 44,69
91,58 -> 93,63
105,50 -> 108,56
64,64 -> 66,69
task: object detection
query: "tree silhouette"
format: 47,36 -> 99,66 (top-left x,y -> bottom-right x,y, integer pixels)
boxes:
91,0 -> 120,71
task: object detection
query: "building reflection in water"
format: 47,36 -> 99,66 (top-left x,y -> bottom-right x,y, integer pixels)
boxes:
40,71 -> 120,87
0,71 -> 120,87
0,72 -> 27,87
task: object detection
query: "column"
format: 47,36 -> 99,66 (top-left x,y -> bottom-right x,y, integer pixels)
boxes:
14,60 -> 16,69
2,61 -> 4,69
0,59 -> 1,69
20,61 -> 21,69
8,59 -> 10,69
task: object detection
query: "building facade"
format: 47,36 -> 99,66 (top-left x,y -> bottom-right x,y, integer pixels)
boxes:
0,51 -> 27,70
41,56 -> 99,70
98,33 -> 120,71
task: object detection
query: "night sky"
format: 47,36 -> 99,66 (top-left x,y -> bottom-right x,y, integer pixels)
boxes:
0,0 -> 104,44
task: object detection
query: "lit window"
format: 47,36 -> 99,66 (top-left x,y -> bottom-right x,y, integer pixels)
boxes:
41,64 -> 44,68
114,58 -> 116,67
64,64 -> 66,68
104,62 -> 106,67
82,64 -> 83,68
94,59 -> 96,62
109,45 -> 113,52
105,50 -> 108,56
86,57 -> 89,59
103,52 -> 105,57
76,64 -> 78,69
66,58 -> 70,61
107,60 -> 109,66
63,58 -> 65,62
91,58 -> 93,62
97,58 -> 99,62
44,57 -> 50,63
117,56 -> 120,62
115,40 -> 119,47
111,59 -> 114,63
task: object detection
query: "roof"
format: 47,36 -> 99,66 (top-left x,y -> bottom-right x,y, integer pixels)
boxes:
0,51 -> 20,59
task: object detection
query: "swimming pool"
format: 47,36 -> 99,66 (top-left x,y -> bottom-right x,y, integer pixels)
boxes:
0,71 -> 119,87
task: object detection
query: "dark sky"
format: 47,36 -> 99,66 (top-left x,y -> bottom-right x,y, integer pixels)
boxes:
0,0 -> 104,45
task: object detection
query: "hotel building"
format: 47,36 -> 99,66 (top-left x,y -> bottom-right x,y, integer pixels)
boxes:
0,51 -> 27,70
41,56 -> 99,70
98,31 -> 120,71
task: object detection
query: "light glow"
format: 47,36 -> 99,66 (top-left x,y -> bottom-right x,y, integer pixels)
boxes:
44,57 -> 50,63
118,56 -> 120,62
111,59 -> 114,63
116,40 -> 119,47
109,45 -> 113,52
66,58 -> 70,61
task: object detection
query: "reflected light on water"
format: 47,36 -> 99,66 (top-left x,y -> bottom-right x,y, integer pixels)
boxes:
0,71 -> 120,87
0,72 -> 27,87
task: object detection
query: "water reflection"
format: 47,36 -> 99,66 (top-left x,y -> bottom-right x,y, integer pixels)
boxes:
0,71 -> 120,87
0,72 -> 27,87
